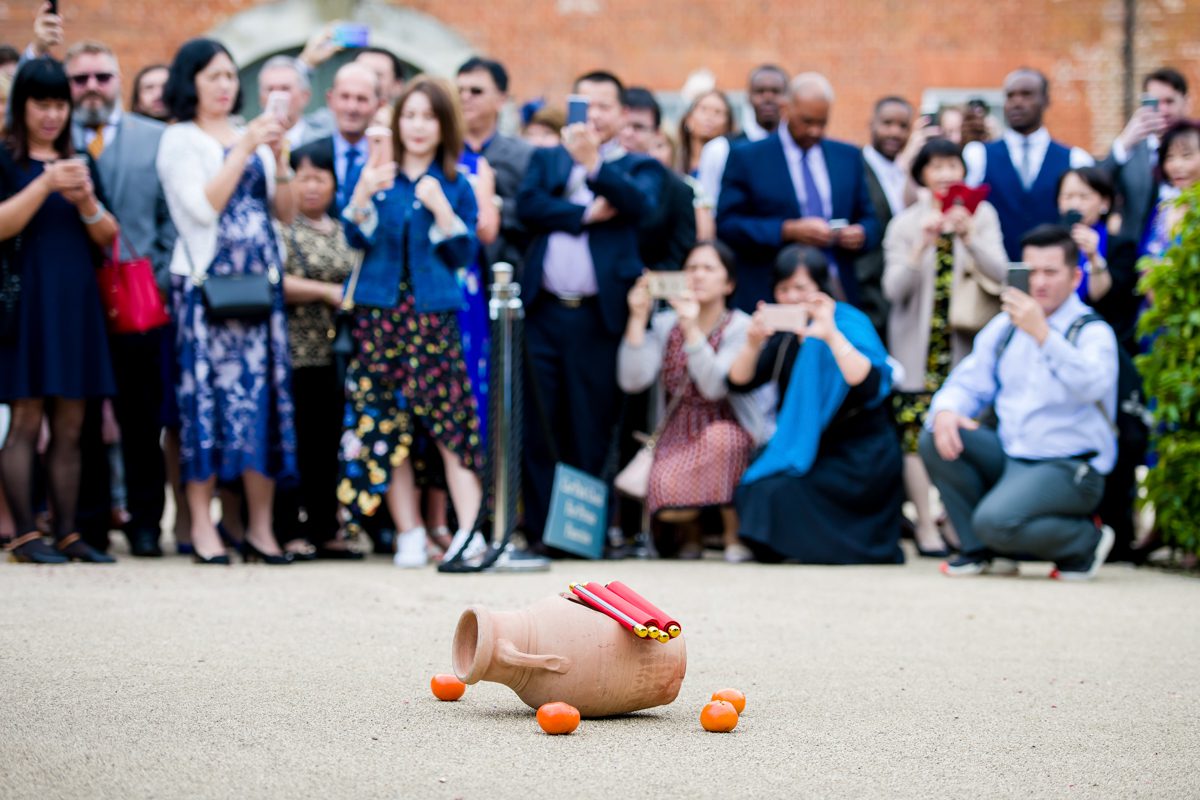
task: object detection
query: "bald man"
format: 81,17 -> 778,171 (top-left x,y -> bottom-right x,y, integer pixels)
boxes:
963,68 -> 1094,260
292,62 -> 384,213
716,71 -> 880,310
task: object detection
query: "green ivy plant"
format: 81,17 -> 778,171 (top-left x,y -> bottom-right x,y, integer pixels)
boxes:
1136,183 -> 1200,557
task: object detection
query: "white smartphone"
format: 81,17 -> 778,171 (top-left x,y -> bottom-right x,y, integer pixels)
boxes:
266,90 -> 291,123
759,303 -> 809,334
646,271 -> 688,300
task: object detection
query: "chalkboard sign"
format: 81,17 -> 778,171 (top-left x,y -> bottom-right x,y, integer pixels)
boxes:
542,463 -> 608,559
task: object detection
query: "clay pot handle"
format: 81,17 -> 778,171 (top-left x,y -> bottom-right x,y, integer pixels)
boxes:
494,638 -> 572,674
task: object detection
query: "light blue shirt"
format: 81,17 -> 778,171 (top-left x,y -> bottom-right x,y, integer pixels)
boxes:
927,292 -> 1118,474
777,125 -> 832,219
541,140 -> 624,298
332,133 -> 367,189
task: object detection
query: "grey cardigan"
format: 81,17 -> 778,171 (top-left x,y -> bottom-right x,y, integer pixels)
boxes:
617,309 -> 768,444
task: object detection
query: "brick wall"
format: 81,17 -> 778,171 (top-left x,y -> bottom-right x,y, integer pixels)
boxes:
2,0 -> 1198,153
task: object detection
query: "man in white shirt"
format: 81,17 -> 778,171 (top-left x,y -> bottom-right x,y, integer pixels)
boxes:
920,224 -> 1118,581
1101,67 -> 1191,241
963,69 -> 1094,260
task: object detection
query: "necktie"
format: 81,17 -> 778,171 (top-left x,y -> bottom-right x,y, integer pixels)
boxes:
88,125 -> 105,159
799,147 -> 825,219
342,146 -> 363,207
1019,138 -> 1033,190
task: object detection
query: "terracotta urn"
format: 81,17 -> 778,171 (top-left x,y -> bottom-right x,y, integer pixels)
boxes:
452,594 -> 687,718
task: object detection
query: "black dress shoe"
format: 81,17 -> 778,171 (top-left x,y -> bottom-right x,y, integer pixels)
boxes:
56,533 -> 117,563
128,530 -> 164,558
7,532 -> 69,564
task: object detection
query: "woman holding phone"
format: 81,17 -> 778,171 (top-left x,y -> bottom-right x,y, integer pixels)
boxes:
0,57 -> 119,563
617,241 -> 760,562
337,76 -> 482,569
157,38 -> 298,565
882,137 -> 1007,556
728,245 -> 904,565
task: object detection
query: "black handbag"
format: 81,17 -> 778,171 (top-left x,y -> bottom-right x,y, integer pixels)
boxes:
0,236 -> 22,343
182,237 -> 277,320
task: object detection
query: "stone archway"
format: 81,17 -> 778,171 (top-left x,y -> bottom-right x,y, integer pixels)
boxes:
208,0 -> 475,78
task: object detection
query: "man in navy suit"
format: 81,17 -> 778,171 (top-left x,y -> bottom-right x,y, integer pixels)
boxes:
717,72 -> 880,311
517,70 -> 663,549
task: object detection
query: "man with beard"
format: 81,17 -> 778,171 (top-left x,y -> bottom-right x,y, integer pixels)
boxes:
697,64 -> 788,209
963,68 -> 1094,260
62,40 -> 177,557
856,96 -> 915,340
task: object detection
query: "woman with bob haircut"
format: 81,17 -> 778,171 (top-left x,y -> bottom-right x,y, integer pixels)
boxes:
156,38 -> 298,565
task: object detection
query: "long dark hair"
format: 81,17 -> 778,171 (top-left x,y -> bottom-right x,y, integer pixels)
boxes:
773,244 -> 833,295
130,63 -> 169,119
164,39 -> 243,123
391,75 -> 462,181
4,57 -> 74,163
678,89 -> 735,174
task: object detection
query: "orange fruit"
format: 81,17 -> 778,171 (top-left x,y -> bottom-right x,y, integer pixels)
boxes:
430,673 -> 467,701
536,701 -> 581,735
711,688 -> 746,714
700,700 -> 739,732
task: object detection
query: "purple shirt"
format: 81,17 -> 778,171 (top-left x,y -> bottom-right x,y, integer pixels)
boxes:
541,140 -> 624,297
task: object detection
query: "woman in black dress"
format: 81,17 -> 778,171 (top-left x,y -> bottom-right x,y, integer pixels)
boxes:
728,245 -> 904,564
0,58 -> 119,563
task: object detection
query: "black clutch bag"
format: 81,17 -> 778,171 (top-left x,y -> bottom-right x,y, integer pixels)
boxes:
0,236 -> 22,343
201,270 -> 278,320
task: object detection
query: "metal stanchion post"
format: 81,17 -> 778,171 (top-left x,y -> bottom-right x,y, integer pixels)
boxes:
482,264 -> 549,573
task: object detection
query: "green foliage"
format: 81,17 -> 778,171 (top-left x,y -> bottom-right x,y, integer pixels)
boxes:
1135,184 -> 1200,556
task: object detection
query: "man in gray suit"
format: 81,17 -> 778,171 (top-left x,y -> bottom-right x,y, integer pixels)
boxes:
456,56 -> 534,269
65,40 -> 177,557
1101,68 -> 1191,242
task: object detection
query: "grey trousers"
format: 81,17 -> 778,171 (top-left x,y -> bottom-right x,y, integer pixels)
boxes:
918,426 -> 1104,566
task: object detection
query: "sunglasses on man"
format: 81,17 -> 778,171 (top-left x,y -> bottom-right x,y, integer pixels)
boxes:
69,72 -> 115,87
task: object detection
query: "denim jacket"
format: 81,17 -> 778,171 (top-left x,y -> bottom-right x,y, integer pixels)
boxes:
343,162 -> 478,313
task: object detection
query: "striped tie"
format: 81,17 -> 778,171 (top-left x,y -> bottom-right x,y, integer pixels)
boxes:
88,126 -> 105,159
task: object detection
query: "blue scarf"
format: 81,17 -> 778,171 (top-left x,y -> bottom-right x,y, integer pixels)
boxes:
741,303 -> 892,485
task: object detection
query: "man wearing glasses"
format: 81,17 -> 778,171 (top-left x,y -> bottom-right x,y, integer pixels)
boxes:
456,57 -> 534,269
29,3 -> 177,558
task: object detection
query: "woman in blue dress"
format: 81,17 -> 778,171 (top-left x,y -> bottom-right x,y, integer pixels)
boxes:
0,58 -> 120,564
157,39 -> 297,565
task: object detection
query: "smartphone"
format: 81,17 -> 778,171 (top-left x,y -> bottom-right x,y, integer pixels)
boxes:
1061,209 -> 1084,228
365,124 -> 392,165
759,303 -> 809,334
646,271 -> 688,300
47,0 -> 58,13
567,95 -> 590,126
266,90 -> 290,123
828,218 -> 849,232
1140,93 -> 1160,111
1007,264 -> 1031,294
332,23 -> 369,48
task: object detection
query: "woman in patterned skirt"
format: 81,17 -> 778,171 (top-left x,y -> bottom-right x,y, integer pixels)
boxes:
338,76 -> 482,569
882,137 -> 1007,556
617,241 -> 761,562
156,39 -> 298,565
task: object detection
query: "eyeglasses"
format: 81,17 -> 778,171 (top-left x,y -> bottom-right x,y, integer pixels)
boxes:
69,72 -> 115,87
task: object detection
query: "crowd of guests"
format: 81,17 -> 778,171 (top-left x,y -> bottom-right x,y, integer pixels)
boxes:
1,5 -> 1197,579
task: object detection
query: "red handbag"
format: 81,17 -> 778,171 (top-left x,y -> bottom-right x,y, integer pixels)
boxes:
96,236 -> 170,334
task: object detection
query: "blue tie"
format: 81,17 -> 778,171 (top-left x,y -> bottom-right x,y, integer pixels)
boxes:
800,147 -> 825,219
341,146 -> 363,209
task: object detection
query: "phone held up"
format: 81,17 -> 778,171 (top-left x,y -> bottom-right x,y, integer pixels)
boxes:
759,303 -> 809,335
645,271 -> 688,301
567,95 -> 590,127
1006,263 -> 1031,295
332,23 -> 369,48
1140,93 -> 1160,112
265,91 -> 291,124
1060,209 -> 1084,229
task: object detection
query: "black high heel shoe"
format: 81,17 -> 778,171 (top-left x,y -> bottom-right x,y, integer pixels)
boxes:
192,551 -> 231,565
243,538 -> 293,565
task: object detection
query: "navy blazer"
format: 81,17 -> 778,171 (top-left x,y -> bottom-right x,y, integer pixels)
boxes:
717,132 -> 880,310
517,145 -> 663,335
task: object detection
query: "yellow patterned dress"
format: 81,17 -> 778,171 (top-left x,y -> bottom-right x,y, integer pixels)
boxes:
892,234 -> 955,453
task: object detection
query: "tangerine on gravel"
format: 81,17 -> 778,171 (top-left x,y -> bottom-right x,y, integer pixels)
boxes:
711,688 -> 746,714
536,702 -> 581,735
430,674 -> 467,701
700,700 -> 739,732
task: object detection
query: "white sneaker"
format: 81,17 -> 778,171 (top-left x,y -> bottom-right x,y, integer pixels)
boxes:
1051,525 -> 1115,581
393,526 -> 428,568
444,528 -> 487,565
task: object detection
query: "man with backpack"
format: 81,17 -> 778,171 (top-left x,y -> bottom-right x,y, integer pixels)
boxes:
919,224 -> 1119,580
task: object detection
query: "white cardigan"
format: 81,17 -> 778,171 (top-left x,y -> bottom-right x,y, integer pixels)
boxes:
156,121 -> 278,278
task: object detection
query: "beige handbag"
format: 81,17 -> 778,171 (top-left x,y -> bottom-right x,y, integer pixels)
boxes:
948,267 -> 1002,334
613,391 -> 685,500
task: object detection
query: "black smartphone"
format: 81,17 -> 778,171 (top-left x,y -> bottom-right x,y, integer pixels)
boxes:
567,95 -> 589,126
1061,209 -> 1083,228
48,0 -> 58,13
1007,264 -> 1031,294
